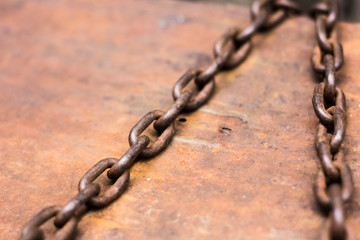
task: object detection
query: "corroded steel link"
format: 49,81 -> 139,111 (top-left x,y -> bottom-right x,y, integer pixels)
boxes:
311,0 -> 338,33
324,0 -> 338,33
311,2 -> 329,17
129,110 -> 176,158
79,158 -> 130,208
173,69 -> 215,112
313,83 -> 334,125
313,160 -> 353,209
274,0 -> 301,13
321,219 -> 353,240
20,206 -> 78,240
312,83 -> 346,154
108,135 -> 150,180
327,104 -> 346,153
251,0 -> 286,30
311,41 -> 344,74
213,28 -> 252,70
54,183 -> 100,228
196,39 -> 236,85
328,184 -> 347,240
316,15 -> 335,53
196,52 -> 230,85
251,0 -> 301,30
323,54 -> 336,104
312,82 -> 346,127
315,122 -> 340,181
251,0 -> 274,18
154,91 -> 192,131
314,169 -> 331,209
196,0 -> 300,86
234,6 -> 269,44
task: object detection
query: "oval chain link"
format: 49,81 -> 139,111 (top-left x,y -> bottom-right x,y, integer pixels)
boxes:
128,110 -> 176,158
20,206 -> 78,240
312,82 -> 346,127
173,69 -> 215,111
311,40 -> 344,74
79,158 -> 130,208
314,159 -> 353,209
54,183 -> 100,228
154,91 -> 192,131
251,0 -> 301,30
213,28 -> 252,70
107,135 -> 150,179
316,15 -> 335,53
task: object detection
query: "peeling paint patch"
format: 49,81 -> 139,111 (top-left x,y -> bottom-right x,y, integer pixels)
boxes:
200,108 -> 248,122
173,136 -> 220,149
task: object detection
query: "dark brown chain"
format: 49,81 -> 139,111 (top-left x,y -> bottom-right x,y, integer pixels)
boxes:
311,1 -> 353,239
19,1 -> 353,239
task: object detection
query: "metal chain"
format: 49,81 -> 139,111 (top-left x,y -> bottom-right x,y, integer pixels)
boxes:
19,1 -> 353,239
311,1 -> 353,239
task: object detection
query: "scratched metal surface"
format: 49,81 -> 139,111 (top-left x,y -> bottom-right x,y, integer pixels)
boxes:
0,0 -> 360,239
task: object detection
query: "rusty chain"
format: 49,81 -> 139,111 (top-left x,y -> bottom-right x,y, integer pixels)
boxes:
311,1 -> 353,239
20,0 -> 354,239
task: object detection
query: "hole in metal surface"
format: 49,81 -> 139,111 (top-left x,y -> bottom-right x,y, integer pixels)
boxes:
219,127 -> 232,135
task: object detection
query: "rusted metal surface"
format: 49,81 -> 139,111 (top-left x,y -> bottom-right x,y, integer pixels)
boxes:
0,0 -> 360,239
18,1 -> 306,239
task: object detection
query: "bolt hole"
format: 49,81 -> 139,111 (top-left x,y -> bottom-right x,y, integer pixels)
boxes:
178,118 -> 187,122
219,127 -> 232,135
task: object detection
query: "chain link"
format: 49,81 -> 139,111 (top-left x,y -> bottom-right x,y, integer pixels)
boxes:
213,28 -> 252,70
20,1 -> 354,239
107,135 -> 150,179
54,183 -> 100,228
20,206 -> 79,240
128,110 -> 176,158
79,158 -> 130,208
251,0 -> 301,30
314,159 -> 353,209
311,41 -> 344,74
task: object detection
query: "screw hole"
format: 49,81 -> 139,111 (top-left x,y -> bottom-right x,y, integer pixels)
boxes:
219,127 -> 232,135
178,118 -> 187,122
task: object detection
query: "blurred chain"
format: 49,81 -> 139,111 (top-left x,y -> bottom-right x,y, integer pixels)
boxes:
19,0 -> 353,239
311,1 -> 353,239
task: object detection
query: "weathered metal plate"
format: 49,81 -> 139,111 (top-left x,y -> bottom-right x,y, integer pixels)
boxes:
0,0 -> 359,239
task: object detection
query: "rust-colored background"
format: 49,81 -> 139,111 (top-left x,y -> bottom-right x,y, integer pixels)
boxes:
0,0 -> 359,239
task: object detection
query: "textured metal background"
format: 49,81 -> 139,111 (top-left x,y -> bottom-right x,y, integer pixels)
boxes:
0,0 -> 360,239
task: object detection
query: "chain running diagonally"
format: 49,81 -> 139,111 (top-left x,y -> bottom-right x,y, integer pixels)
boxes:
19,1 -> 353,239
